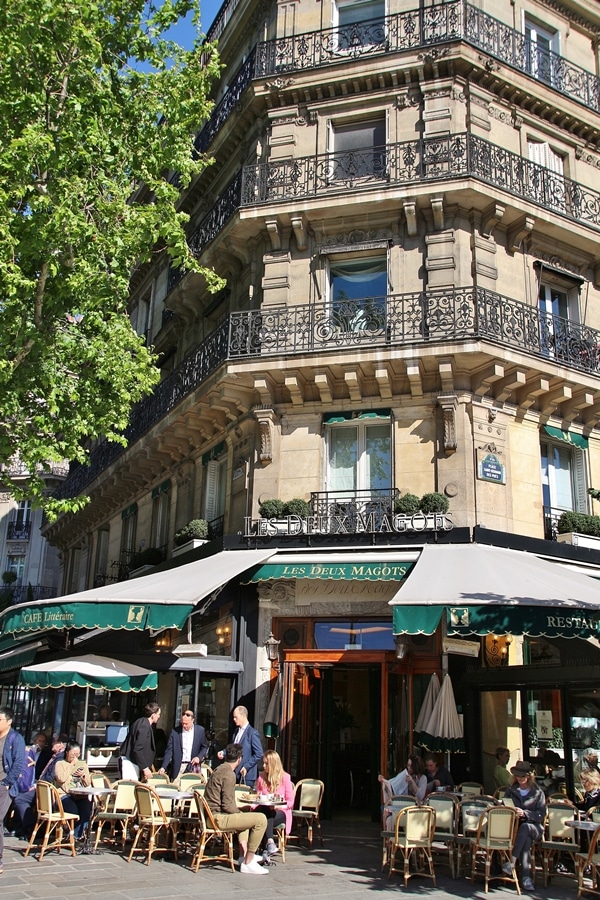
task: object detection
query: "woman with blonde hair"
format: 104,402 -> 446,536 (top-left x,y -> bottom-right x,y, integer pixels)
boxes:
579,767 -> 600,813
254,750 -> 295,859
502,760 -> 545,892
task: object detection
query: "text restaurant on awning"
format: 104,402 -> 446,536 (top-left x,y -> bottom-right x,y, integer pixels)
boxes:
0,548 -> 276,660
390,543 -> 600,640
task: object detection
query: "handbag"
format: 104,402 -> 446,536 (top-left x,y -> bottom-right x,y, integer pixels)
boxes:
185,762 -> 202,774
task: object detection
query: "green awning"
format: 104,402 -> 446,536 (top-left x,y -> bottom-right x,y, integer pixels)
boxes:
20,655 -> 157,692
247,560 -> 414,582
393,606 -> 444,635
0,643 -> 41,673
392,604 -> 600,639
1,600 -> 194,637
543,425 -> 588,449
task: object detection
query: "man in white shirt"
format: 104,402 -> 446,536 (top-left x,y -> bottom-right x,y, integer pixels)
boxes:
159,710 -> 208,782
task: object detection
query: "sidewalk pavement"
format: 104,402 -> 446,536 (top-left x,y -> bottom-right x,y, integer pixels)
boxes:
0,817 -> 582,900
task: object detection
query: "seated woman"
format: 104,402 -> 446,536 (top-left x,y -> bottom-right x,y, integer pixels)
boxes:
578,768 -> 600,813
254,750 -> 295,859
502,760 -> 546,892
379,754 -> 427,802
53,741 -> 93,839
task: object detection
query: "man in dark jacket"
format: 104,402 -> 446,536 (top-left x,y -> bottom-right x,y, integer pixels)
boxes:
158,710 -> 208,782
0,707 -> 26,874
12,734 -> 67,839
120,702 -> 161,781
218,705 -> 263,788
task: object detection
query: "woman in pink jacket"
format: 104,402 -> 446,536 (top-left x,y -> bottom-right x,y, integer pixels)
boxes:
254,749 -> 295,859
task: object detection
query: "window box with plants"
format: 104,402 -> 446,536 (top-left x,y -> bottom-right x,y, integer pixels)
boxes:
555,509 -> 600,550
172,519 -> 209,557
394,491 -> 450,516
257,498 -> 311,535
128,546 -> 165,577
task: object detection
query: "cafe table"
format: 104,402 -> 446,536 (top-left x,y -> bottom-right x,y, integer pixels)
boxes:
69,785 -> 117,854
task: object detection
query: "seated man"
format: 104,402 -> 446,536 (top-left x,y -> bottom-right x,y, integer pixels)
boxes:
424,752 -> 455,795
12,735 -> 67,839
203,743 -> 268,875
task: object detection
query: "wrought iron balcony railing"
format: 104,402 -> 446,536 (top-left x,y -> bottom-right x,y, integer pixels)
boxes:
7,522 -> 32,541
254,1 -> 600,112
241,132 -> 600,231
310,489 -> 400,520
54,285 -> 600,502
2,585 -> 56,606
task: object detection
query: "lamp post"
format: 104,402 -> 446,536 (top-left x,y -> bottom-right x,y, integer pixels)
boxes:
264,631 -> 281,667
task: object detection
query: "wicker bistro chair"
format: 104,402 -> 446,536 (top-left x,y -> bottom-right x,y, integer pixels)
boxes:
127,784 -> 179,865
458,781 -> 485,796
455,797 -> 492,877
24,781 -> 79,862
147,773 -> 170,787
190,790 -> 236,873
381,796 -> 418,869
179,771 -> 208,788
541,802 -> 580,886
291,778 -> 325,848
470,805 -> 521,895
387,804 -> 437,887
426,792 -> 458,878
576,822 -> 600,898
175,781 -> 206,854
93,779 -> 138,850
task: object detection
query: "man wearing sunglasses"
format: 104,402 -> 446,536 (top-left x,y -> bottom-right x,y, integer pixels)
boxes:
158,710 -> 208,783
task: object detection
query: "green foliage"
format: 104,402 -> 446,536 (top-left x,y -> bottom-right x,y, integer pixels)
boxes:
394,492 -> 450,514
557,511 -> 600,536
283,498 -> 312,516
419,492 -> 450,514
128,546 -> 164,570
589,487 -> 600,502
258,499 -> 286,518
174,518 -> 208,546
0,0 -> 223,515
2,571 -> 18,585
394,493 -> 421,515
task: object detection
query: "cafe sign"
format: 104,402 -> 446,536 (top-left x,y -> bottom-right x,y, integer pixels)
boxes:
244,512 -> 454,538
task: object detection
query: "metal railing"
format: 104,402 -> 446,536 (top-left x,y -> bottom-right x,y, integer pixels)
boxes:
2,585 -> 56,605
310,489 -> 400,520
7,522 -> 32,540
54,285 -> 600,501
241,132 -> 600,231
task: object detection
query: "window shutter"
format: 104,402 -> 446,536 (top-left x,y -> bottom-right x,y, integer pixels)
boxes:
204,459 -> 219,522
573,449 -> 588,512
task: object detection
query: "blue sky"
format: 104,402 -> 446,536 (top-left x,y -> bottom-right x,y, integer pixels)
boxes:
169,0 -> 223,46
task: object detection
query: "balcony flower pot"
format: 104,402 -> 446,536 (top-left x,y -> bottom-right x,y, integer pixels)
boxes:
556,532 -> 600,550
172,538 -> 208,557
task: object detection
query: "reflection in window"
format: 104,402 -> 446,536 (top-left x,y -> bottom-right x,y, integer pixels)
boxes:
328,420 -> 391,492
330,255 -> 387,333
314,620 -> 394,650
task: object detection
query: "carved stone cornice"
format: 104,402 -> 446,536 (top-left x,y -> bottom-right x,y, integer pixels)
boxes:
438,393 -> 458,454
253,406 -> 278,466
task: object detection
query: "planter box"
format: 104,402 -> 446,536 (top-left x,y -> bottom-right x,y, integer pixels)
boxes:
172,539 -> 208,558
128,564 -> 155,578
556,532 -> 600,550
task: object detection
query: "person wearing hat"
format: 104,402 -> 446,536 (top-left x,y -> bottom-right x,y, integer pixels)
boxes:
502,760 -> 546,891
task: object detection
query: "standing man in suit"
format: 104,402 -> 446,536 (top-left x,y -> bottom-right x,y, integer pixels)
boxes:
120,702 -> 161,781
219,705 -> 263,788
158,710 -> 208,782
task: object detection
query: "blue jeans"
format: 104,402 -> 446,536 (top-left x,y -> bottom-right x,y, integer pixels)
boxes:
61,794 -> 92,839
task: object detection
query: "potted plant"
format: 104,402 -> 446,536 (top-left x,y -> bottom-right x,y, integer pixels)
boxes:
258,499 -> 286,518
419,492 -> 450,514
283,498 -> 311,517
556,510 -> 600,548
394,493 -> 421,515
128,546 -> 165,575
173,519 -> 209,556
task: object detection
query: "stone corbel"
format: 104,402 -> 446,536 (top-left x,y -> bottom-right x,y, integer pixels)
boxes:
430,197 -> 444,231
438,393 -> 458,455
291,216 -> 307,250
402,200 -> 418,237
481,202 -> 506,237
253,407 -> 279,466
265,219 -> 282,251
507,215 -> 535,253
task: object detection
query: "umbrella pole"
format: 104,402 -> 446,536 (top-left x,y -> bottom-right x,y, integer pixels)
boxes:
81,686 -> 89,756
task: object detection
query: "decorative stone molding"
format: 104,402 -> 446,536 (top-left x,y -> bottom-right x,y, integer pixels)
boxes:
291,215 -> 307,250
396,89 -> 421,109
438,393 -> 458,454
265,219 -> 282,251
264,77 -> 294,93
430,197 -> 445,231
489,105 -> 523,129
318,228 -> 392,250
481,203 -> 506,237
253,406 -> 278,466
0,492 -> 11,503
507,215 -> 535,253
530,247 -> 585,277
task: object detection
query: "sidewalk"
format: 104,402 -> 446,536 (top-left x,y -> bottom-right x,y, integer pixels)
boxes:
0,817 -> 582,899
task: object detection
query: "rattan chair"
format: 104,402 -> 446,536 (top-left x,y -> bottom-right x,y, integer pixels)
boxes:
470,805 -> 521,895
24,781 -> 78,861
455,797 -> 491,877
387,804 -> 437,887
147,773 -> 170,787
190,790 -> 236,873
381,795 -> 418,869
179,771 -> 207,788
426,791 -> 458,878
93,779 -> 138,850
459,781 -> 485,796
127,783 -> 179,865
291,778 -> 324,848
541,801 -> 579,886
576,821 -> 600,898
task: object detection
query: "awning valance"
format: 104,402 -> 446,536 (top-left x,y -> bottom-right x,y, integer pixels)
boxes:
543,425 -> 588,449
0,548 -> 275,638
245,551 -> 419,583
393,604 -> 600,638
0,642 -> 42,673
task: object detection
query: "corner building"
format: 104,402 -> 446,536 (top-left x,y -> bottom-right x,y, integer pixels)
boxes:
7,0 -> 600,818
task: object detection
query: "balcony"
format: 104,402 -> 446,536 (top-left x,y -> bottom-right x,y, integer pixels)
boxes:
54,285 -> 600,502
311,489 -> 400,521
193,1 -> 600,169
241,132 -> 600,232
7,522 -> 31,541
0,584 -> 56,606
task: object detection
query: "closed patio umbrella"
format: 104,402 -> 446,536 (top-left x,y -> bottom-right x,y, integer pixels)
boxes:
20,654 -> 157,754
418,673 -> 465,753
414,672 -> 441,742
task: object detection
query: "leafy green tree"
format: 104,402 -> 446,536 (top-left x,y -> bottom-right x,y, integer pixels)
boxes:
0,0 -> 222,515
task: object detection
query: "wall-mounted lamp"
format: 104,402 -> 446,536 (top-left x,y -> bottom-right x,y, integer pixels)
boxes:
394,634 -> 410,660
264,631 -> 281,666
485,632 -> 512,667
216,624 -> 231,651
154,630 -> 173,653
